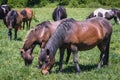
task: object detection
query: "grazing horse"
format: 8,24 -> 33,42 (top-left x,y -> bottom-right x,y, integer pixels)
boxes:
52,6 -> 67,21
86,8 -> 120,24
4,10 -> 23,40
38,17 -> 112,75
20,8 -> 33,30
20,19 -> 71,67
0,4 -> 11,19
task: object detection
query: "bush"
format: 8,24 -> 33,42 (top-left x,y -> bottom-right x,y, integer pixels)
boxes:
68,0 -> 79,8
86,2 -> 102,8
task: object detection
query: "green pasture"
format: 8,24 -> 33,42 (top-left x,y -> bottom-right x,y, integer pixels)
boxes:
0,8 -> 120,80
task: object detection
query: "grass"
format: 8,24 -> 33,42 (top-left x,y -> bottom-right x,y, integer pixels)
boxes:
0,8 -> 120,80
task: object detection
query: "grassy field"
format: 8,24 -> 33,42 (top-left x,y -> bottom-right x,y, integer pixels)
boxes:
0,8 -> 120,80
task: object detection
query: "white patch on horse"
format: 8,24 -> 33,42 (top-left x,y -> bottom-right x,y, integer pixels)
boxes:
40,27 -> 45,38
1,6 -> 6,14
94,8 -> 112,18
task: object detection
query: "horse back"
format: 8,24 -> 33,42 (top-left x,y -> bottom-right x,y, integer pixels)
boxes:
65,17 -> 112,49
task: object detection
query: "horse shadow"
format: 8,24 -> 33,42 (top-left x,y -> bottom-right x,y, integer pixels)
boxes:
55,62 -> 97,74
16,37 -> 23,41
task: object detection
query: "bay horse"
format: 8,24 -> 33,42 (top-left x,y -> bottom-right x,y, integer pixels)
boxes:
4,10 -> 23,40
86,8 -> 120,24
20,8 -> 33,30
52,6 -> 67,21
0,4 -> 11,19
20,19 -> 71,67
38,17 -> 112,75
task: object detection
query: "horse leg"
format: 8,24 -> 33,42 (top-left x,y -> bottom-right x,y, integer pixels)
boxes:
71,45 -> 80,74
14,28 -> 17,40
114,17 -> 120,24
8,28 -> 12,40
28,19 -> 31,29
103,38 -> 110,66
97,38 -> 110,68
59,47 -> 65,72
66,47 -> 71,64
23,21 -> 25,29
37,42 -> 46,68
26,21 -> 29,30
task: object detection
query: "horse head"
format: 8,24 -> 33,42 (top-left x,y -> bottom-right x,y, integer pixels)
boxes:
20,48 -> 34,66
40,49 -> 55,75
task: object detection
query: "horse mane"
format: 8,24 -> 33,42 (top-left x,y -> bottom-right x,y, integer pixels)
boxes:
23,20 -> 51,50
42,18 -> 75,58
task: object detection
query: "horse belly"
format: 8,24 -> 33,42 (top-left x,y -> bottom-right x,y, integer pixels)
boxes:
77,42 -> 98,51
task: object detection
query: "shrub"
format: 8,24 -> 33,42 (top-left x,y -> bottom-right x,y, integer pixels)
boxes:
68,0 -> 79,8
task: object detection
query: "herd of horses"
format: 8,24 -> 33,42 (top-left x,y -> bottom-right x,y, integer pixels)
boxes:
1,4 -> 120,75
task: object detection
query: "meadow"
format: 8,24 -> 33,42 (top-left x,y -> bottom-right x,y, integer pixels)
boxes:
0,8 -> 120,80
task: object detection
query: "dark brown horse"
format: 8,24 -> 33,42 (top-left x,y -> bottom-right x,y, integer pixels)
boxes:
4,10 -> 23,40
52,6 -> 67,21
20,19 -> 71,67
0,4 -> 11,19
20,8 -> 33,29
38,17 -> 112,75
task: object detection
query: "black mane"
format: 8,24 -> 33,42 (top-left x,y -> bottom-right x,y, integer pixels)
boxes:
41,18 -> 75,59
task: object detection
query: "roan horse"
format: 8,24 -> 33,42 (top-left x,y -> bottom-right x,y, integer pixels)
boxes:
86,8 -> 120,24
52,6 -> 67,21
20,19 -> 71,67
4,10 -> 23,40
20,8 -> 33,30
38,17 -> 112,75
0,4 -> 11,19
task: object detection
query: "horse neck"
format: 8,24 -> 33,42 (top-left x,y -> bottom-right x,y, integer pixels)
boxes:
23,31 -> 39,51
45,22 -> 67,57
46,37 -> 63,57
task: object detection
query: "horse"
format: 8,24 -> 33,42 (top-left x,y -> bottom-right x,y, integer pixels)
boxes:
0,4 -> 11,19
86,8 -> 120,24
4,10 -> 23,40
38,17 -> 112,75
20,8 -> 33,30
52,6 -> 67,21
20,19 -> 71,67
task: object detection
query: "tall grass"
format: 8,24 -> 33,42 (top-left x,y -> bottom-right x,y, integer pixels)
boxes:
0,8 -> 120,80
